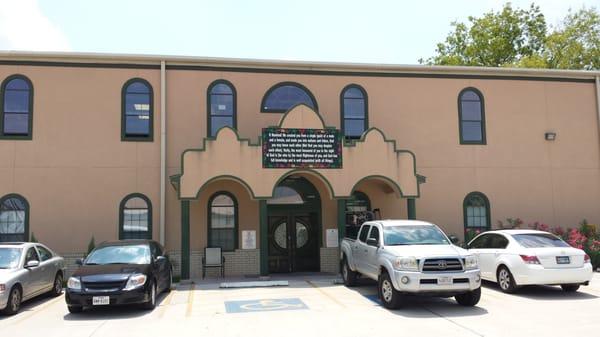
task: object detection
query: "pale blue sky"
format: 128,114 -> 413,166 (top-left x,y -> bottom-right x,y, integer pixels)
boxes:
0,0 -> 598,64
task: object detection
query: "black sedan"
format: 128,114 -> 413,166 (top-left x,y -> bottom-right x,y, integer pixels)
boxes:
65,240 -> 172,313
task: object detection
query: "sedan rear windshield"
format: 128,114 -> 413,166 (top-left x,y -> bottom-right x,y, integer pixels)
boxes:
85,245 -> 151,265
0,248 -> 22,269
513,234 -> 570,248
384,225 -> 449,246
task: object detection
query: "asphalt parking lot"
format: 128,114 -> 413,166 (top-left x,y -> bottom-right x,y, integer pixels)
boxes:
1,273 -> 599,337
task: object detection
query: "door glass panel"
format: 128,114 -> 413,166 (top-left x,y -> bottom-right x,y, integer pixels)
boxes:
296,222 -> 308,248
274,222 -> 287,249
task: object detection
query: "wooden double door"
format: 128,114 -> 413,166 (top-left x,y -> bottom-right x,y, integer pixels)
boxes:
267,212 -> 320,273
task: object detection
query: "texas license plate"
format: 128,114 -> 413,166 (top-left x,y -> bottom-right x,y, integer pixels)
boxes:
437,276 -> 453,285
92,296 -> 110,305
556,256 -> 570,264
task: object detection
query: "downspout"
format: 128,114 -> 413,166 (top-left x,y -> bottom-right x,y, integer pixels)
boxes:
160,61 -> 166,245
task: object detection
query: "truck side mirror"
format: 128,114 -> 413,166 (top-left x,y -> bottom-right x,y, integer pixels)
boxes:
449,235 -> 460,245
75,258 -> 83,266
366,238 -> 379,247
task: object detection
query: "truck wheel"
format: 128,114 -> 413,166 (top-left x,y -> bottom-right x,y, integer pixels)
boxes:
497,266 -> 518,293
341,258 -> 358,287
455,287 -> 481,306
379,272 -> 403,309
561,284 -> 580,292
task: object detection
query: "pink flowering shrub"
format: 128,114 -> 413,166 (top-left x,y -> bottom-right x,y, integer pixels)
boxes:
497,218 -> 524,229
567,228 -> 587,250
529,222 -> 550,232
464,228 -> 482,244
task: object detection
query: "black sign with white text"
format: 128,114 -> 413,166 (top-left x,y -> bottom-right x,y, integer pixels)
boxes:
262,128 -> 342,169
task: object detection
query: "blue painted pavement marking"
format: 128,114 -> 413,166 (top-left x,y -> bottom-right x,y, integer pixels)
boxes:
364,294 -> 381,305
225,298 -> 308,313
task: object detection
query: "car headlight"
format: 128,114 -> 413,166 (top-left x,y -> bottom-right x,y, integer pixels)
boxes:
67,277 -> 81,290
123,274 -> 147,291
464,255 -> 479,270
393,257 -> 419,271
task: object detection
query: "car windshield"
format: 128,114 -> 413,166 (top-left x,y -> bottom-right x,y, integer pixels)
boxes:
384,225 -> 449,245
513,233 -> 570,248
0,248 -> 22,269
85,244 -> 151,265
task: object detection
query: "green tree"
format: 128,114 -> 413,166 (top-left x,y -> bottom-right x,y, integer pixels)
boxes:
541,8 -> 600,70
422,3 -> 546,67
422,3 -> 600,70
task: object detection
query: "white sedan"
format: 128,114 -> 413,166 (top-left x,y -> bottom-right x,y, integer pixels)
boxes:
467,230 -> 593,293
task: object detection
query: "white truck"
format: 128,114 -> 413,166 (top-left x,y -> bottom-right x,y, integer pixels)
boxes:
340,220 -> 482,309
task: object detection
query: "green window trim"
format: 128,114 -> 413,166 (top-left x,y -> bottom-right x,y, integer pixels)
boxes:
207,191 -> 239,252
119,193 -> 153,240
0,74 -> 34,140
260,81 -> 318,113
0,193 -> 30,242
340,84 -> 368,140
463,191 -> 491,238
121,78 -> 154,142
458,87 -> 486,145
206,79 -> 237,138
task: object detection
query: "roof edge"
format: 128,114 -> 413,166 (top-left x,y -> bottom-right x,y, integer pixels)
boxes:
0,50 -> 599,80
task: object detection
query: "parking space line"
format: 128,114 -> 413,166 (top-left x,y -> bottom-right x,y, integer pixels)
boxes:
305,280 -> 346,308
157,289 -> 175,319
185,282 -> 195,317
8,295 -> 65,326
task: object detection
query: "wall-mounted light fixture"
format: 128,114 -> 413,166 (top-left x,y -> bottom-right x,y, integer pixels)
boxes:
545,132 -> 557,141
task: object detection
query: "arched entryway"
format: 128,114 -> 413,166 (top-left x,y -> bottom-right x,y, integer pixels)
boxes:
267,175 -> 321,273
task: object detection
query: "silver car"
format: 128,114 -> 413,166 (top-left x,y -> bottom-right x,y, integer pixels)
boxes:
0,242 -> 66,315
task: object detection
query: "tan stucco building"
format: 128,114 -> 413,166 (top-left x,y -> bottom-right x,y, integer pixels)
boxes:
0,52 -> 599,279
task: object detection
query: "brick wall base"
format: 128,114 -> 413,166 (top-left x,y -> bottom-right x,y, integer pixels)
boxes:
320,247 -> 340,274
168,249 -> 259,278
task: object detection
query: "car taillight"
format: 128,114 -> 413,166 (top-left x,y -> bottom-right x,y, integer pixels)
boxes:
520,255 -> 541,264
584,254 -> 590,264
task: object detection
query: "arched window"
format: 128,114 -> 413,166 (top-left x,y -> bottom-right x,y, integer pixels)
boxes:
208,192 -> 237,251
207,80 -> 236,137
0,194 -> 29,242
458,88 -> 486,144
119,193 -> 152,239
267,186 -> 304,205
261,82 -> 317,113
463,192 -> 491,236
122,79 -> 153,141
1,75 -> 33,139
341,85 -> 368,139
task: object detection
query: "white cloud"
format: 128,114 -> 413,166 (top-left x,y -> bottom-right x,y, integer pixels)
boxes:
0,0 -> 70,51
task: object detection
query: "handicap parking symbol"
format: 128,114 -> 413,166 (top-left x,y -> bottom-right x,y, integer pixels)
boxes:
225,298 -> 308,313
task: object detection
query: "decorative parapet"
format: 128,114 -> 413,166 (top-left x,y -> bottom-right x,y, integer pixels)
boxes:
176,104 -> 420,200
